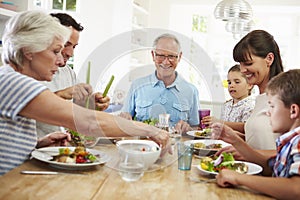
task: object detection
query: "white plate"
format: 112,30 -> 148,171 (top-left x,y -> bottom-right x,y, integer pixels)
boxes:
197,161 -> 263,176
184,140 -> 230,157
31,147 -> 110,170
186,130 -> 211,139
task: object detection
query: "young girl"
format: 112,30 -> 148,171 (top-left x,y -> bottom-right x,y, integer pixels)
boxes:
202,64 -> 254,134
211,30 -> 283,154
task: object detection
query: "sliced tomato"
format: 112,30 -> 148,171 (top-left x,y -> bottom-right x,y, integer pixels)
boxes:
76,155 -> 86,163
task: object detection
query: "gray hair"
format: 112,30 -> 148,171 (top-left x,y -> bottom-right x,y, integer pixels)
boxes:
152,33 -> 181,53
2,10 -> 71,69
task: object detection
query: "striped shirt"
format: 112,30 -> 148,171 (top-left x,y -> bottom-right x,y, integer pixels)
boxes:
0,65 -> 47,175
268,126 -> 300,177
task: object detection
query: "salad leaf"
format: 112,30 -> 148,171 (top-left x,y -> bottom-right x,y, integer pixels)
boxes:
207,161 -> 214,172
133,117 -> 159,126
222,152 -> 234,162
200,152 -> 248,174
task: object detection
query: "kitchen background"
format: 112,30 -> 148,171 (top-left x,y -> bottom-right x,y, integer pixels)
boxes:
1,0 -> 300,116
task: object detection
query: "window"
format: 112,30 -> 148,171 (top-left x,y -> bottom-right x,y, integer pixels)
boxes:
192,15 -> 208,33
52,0 -> 77,11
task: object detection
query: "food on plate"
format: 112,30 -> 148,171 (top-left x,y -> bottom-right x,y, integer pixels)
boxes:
140,146 -> 159,152
194,128 -> 211,137
142,118 -> 159,126
133,117 -> 159,126
68,129 -> 96,147
194,142 -> 222,149
200,152 -> 248,174
68,129 -> 85,147
194,142 -> 206,149
52,146 -> 98,164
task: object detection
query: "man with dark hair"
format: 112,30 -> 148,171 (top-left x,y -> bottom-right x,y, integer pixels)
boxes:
37,13 -> 110,137
50,13 -> 84,31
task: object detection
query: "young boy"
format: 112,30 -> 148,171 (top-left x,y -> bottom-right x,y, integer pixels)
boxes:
211,69 -> 300,199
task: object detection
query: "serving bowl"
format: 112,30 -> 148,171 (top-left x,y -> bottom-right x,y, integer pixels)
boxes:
116,140 -> 161,170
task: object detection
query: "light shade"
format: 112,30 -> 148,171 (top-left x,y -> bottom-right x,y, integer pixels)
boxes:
225,19 -> 254,34
214,0 -> 253,21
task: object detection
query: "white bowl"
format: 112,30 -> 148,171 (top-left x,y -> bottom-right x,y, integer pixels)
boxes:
116,140 -> 161,170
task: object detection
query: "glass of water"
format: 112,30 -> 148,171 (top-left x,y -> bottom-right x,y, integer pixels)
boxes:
118,150 -> 145,182
177,142 -> 194,170
169,127 -> 182,145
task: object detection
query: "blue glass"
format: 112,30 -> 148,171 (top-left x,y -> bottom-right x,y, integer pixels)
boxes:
177,143 -> 194,170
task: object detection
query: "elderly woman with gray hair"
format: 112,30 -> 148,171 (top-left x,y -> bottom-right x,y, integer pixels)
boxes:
0,10 -> 169,175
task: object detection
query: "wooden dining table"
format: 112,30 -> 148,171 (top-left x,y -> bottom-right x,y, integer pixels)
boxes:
0,137 -> 275,200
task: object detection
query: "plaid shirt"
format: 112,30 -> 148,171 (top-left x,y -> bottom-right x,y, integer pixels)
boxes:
268,127 -> 300,177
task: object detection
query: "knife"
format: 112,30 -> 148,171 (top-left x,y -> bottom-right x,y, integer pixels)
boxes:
21,170 -> 85,175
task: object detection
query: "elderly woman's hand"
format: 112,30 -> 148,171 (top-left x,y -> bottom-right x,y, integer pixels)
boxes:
150,129 -> 172,155
36,131 -> 71,148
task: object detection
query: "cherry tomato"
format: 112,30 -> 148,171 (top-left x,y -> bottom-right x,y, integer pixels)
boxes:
76,155 -> 86,163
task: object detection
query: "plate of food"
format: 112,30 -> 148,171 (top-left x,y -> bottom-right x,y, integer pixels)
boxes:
31,146 -> 110,170
197,152 -> 262,176
184,139 -> 230,157
186,129 -> 212,139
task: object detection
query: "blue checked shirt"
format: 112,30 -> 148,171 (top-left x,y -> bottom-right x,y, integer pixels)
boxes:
268,126 -> 300,177
122,71 -> 200,127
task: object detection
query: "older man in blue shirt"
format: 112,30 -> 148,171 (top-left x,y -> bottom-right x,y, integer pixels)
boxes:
120,33 -> 200,133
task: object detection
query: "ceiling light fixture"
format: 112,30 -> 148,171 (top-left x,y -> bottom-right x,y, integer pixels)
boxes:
214,0 -> 254,39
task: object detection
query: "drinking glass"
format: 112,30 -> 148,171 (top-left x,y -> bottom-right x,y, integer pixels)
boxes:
198,109 -> 211,129
177,142 -> 194,170
158,113 -> 170,132
118,149 -> 144,182
169,127 -> 182,145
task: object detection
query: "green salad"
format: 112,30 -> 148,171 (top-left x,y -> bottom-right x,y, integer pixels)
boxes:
200,153 -> 248,174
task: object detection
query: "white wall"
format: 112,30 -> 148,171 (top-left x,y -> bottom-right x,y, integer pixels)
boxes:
68,0 -> 300,117
74,0 -> 132,75
73,0 -> 300,75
